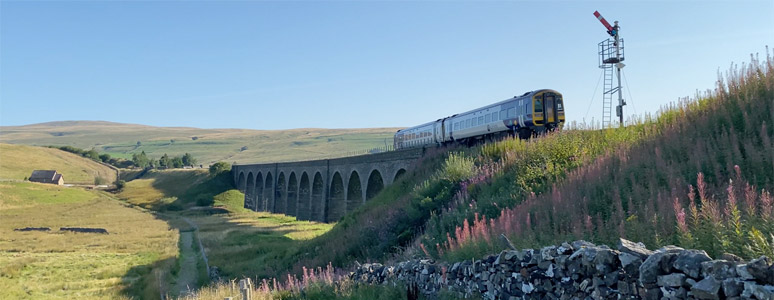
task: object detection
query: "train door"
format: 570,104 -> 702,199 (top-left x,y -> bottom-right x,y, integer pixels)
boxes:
544,93 -> 556,124
435,122 -> 444,144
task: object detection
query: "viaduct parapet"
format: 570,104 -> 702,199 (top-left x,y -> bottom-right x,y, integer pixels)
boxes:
233,148 -> 424,223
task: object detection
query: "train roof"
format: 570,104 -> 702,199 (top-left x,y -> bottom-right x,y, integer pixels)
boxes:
448,89 -> 559,117
396,89 -> 560,133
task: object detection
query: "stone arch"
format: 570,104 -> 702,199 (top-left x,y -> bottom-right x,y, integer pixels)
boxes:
237,172 -> 246,192
327,172 -> 345,222
346,171 -> 363,213
264,172 -> 274,212
297,172 -> 311,220
311,172 -> 325,222
287,172 -> 298,217
366,169 -> 384,201
275,172 -> 286,214
254,172 -> 264,211
245,172 -> 255,210
394,168 -> 407,182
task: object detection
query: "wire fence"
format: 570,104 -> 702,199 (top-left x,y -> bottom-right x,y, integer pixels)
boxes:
343,145 -> 394,158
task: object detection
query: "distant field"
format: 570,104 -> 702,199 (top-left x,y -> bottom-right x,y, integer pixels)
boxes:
0,182 -> 177,299
0,143 -> 117,185
0,121 -> 400,165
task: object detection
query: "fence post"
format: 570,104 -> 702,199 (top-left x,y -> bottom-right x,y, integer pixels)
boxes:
239,278 -> 252,300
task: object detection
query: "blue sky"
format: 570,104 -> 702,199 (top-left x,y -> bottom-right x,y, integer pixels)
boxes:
1,1 -> 772,130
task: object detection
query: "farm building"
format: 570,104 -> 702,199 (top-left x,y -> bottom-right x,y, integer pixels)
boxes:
29,170 -> 64,185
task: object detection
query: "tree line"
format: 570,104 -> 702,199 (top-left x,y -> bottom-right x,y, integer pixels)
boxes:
51,146 -> 198,170
131,151 -> 197,169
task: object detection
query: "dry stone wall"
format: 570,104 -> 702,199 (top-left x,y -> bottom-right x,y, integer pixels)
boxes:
350,239 -> 774,299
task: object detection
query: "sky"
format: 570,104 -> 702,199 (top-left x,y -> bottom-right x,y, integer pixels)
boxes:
1,0 -> 772,130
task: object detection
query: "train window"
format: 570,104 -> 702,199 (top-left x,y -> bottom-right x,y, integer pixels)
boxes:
557,99 -> 564,111
465,119 -> 471,128
535,99 -> 544,112
500,110 -> 507,120
478,116 -> 483,124
493,112 -> 499,120
508,108 -> 516,118
485,114 -> 490,123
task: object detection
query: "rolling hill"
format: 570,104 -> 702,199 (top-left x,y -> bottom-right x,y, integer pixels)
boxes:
0,121 -> 400,165
0,143 -> 117,185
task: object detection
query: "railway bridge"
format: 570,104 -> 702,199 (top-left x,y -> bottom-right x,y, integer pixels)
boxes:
232,148 -> 424,223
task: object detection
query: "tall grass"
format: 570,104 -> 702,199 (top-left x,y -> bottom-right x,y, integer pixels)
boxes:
177,263 -> 421,300
425,49 -> 773,260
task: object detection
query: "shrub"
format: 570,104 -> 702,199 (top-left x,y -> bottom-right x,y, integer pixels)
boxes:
114,180 -> 126,190
94,176 -> 108,185
209,162 -> 231,176
195,194 -> 214,206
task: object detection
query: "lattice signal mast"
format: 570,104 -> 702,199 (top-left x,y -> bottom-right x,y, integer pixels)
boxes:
594,11 -> 626,127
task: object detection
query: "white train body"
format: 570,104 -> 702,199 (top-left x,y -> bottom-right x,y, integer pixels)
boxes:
394,89 -> 564,149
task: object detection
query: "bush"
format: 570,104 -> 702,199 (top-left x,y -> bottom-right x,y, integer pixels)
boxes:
195,194 -> 214,206
209,162 -> 231,176
114,180 -> 126,190
94,176 -> 108,185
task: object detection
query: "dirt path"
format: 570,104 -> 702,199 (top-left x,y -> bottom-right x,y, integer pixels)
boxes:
173,230 -> 199,297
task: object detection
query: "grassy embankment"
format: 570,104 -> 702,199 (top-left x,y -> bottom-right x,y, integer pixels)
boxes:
180,51 -> 773,299
0,181 -> 177,299
419,53 -> 774,261
0,122 -> 398,165
0,143 -> 116,185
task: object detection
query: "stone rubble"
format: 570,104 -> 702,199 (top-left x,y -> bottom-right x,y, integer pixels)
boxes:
349,239 -> 774,299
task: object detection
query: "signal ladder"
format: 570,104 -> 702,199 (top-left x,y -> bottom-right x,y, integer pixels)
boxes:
601,63 -> 618,128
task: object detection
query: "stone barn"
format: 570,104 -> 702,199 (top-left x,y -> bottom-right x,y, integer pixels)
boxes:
29,170 -> 64,185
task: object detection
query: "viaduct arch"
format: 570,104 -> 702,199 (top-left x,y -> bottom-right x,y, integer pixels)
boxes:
233,148 -> 423,223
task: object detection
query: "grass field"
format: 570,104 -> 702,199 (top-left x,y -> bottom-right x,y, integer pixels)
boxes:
118,169 -> 210,209
114,166 -> 333,281
0,121 -> 399,165
0,143 -> 117,185
187,209 -> 333,280
0,182 -> 178,299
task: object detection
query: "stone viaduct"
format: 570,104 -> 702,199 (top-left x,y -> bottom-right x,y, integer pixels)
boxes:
232,148 -> 424,223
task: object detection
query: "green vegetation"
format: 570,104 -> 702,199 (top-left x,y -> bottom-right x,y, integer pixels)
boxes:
118,168 -> 234,211
179,278 -> 424,300
417,51 -> 774,261
0,143 -> 117,184
0,181 -> 98,208
115,166 -> 333,282
189,211 -> 333,280
50,144 -> 134,168
3,53 -> 772,300
209,161 -> 231,176
188,52 -> 773,300
0,182 -> 177,300
0,122 -> 398,165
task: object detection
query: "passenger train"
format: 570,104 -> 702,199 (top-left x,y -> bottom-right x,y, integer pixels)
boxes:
394,89 -> 564,150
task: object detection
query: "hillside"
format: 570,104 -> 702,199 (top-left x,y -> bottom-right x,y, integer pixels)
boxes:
0,181 -> 177,300
169,52 -> 774,299
0,121 -> 400,165
0,143 -> 117,185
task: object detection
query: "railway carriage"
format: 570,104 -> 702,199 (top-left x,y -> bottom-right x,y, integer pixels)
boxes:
394,89 -> 564,150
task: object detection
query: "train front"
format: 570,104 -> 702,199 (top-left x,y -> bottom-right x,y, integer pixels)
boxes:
530,89 -> 565,131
